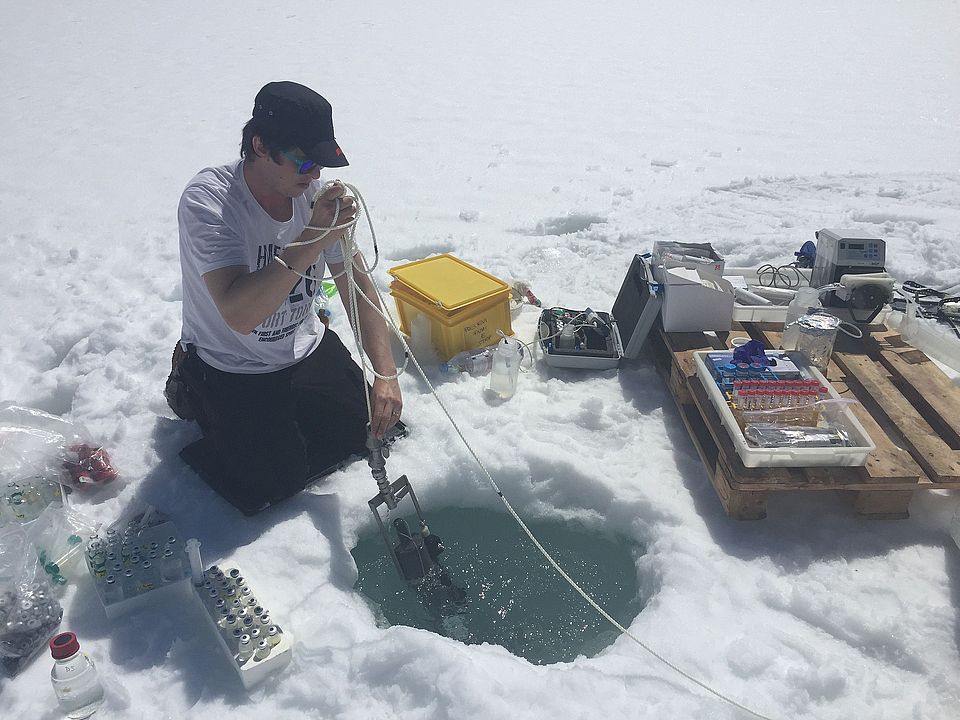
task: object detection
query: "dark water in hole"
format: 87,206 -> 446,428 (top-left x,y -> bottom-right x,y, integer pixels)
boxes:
352,506 -> 645,664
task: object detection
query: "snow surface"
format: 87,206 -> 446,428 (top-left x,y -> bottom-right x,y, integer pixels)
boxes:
2,1 -> 960,718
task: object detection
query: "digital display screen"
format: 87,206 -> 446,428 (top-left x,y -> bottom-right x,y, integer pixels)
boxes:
848,243 -> 864,250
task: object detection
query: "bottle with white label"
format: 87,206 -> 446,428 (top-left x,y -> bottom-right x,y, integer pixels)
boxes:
50,632 -> 105,719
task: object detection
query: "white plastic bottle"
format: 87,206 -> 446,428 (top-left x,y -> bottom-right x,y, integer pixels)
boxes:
555,322 -> 576,350
440,347 -> 495,375
50,632 -> 105,719
780,286 -> 822,351
489,337 -> 522,399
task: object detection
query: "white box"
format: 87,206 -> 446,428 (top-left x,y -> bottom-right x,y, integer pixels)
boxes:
658,265 -> 735,332
693,350 -> 876,468
653,241 -> 726,280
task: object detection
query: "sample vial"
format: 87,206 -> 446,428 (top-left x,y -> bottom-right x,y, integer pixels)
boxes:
122,569 -> 137,597
237,635 -> 254,662
140,561 -> 157,591
103,575 -> 123,605
161,549 -> 182,583
219,614 -> 237,632
266,626 -> 282,647
254,639 -> 271,661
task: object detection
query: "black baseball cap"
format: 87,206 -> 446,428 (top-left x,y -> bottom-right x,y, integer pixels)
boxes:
252,81 -> 349,168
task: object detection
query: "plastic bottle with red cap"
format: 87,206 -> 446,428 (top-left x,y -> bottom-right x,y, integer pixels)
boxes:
49,632 -> 104,718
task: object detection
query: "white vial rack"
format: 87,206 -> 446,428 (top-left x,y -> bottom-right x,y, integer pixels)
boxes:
194,565 -> 293,689
85,519 -> 191,619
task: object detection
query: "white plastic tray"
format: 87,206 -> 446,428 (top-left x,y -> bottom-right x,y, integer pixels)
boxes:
693,350 -> 876,468
194,565 -> 293,689
86,519 -> 192,620
724,266 -> 811,324
103,576 -> 191,620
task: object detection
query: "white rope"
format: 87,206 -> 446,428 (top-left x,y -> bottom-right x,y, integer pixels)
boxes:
296,182 -> 778,720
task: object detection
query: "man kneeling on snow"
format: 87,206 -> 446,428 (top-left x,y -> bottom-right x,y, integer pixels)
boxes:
166,81 -> 404,515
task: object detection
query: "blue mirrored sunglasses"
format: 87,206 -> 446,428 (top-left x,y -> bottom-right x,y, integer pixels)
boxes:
281,150 -> 321,175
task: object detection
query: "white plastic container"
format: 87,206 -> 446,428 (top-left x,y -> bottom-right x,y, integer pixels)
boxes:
490,337 -> 522,398
950,505 -> 960,551
893,300 -> 960,374
693,350 -> 876,468
781,286 -> 823,350
723,266 -> 813,323
49,633 -> 104,719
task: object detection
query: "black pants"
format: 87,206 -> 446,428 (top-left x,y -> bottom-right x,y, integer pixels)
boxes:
179,330 -> 372,515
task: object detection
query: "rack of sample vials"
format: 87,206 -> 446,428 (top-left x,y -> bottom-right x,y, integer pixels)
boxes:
694,350 -> 875,467
84,511 -> 192,619
194,564 -> 293,689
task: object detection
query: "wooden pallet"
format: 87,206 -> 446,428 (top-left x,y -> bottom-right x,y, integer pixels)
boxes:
650,319 -> 960,520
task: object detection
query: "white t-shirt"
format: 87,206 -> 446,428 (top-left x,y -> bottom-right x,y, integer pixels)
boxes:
178,160 -> 344,373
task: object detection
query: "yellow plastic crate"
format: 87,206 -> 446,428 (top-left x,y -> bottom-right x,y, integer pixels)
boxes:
388,254 -> 513,360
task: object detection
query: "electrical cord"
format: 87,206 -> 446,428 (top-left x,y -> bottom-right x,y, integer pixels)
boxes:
302,184 -> 779,720
756,263 -> 803,289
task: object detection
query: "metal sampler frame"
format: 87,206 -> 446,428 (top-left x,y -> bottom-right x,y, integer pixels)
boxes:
365,428 -> 431,580
368,474 -> 429,579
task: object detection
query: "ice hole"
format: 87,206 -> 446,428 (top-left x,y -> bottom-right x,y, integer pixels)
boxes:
352,506 -> 645,665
